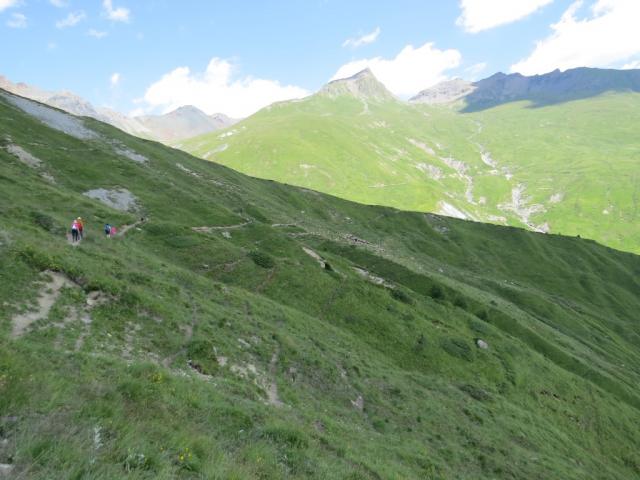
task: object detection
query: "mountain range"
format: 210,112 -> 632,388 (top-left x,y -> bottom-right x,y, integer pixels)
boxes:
1,84 -> 640,478
0,75 -> 237,143
179,67 -> 640,254
411,67 -> 640,111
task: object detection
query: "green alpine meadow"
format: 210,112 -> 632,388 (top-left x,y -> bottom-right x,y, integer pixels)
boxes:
1,83 -> 640,479
179,68 -> 640,254
3,1 -> 640,478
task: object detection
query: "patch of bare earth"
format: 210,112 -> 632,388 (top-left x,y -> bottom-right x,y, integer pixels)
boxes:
11,271 -> 75,338
192,220 -> 251,233
2,138 -> 55,182
83,188 -> 139,212
353,267 -> 394,289
302,246 -> 326,268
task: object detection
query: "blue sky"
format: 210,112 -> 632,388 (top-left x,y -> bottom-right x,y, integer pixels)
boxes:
2,0 -> 639,117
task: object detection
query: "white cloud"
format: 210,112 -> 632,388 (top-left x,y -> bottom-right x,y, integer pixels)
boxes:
342,27 -> 381,48
511,0 -> 640,75
102,0 -> 130,22
88,28 -> 107,38
49,0 -> 68,7
0,0 -> 20,13
140,58 -> 309,118
457,0 -> 553,33
128,107 -> 146,117
6,12 -> 26,28
465,62 -> 488,79
331,42 -> 461,97
110,73 -> 121,86
622,60 -> 640,69
56,10 -> 86,28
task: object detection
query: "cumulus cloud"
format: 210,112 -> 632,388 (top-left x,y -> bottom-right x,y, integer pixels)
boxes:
88,28 -> 107,38
140,58 -> 309,118
465,62 -> 488,79
511,0 -> 640,75
342,27 -> 381,48
6,12 -> 26,28
110,72 -> 121,86
457,0 -> 553,33
102,0 -> 130,22
49,0 -> 68,7
56,10 -> 85,28
331,42 -> 461,97
0,0 -> 20,12
622,60 -> 640,69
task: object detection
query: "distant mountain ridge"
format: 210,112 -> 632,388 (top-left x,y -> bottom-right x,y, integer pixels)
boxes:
0,75 -> 152,137
410,67 -> 640,111
409,78 -> 476,104
136,106 -> 237,143
0,75 -> 235,142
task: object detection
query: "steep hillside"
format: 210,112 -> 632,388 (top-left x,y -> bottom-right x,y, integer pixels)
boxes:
179,68 -> 640,254
1,89 -> 640,479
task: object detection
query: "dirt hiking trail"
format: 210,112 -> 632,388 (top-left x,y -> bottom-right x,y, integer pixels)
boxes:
115,218 -> 147,237
11,271 -> 75,338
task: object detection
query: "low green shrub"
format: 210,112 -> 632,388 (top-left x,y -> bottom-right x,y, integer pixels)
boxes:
390,288 -> 413,304
429,284 -> 445,300
453,296 -> 468,309
460,383 -> 491,401
262,425 -> 308,449
30,211 -> 55,232
441,337 -> 474,362
186,339 -> 218,375
249,250 -> 275,269
15,245 -> 62,272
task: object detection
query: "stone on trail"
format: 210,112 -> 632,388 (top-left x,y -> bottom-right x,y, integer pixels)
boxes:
0,464 -> 14,477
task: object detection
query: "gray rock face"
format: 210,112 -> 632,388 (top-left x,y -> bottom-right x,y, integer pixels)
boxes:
320,68 -> 396,102
83,188 -> 139,212
467,68 -> 640,109
410,78 -> 476,104
1,92 -> 98,140
0,464 -> 14,477
410,67 -> 640,111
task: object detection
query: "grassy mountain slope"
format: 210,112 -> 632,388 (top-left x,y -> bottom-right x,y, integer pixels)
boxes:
179,71 -> 640,254
1,90 -> 640,479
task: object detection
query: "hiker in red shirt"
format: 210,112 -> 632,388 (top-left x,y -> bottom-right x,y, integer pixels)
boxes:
76,217 -> 84,239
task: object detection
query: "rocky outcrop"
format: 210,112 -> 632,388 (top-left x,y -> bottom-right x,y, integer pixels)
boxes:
410,78 -> 476,104
319,68 -> 396,102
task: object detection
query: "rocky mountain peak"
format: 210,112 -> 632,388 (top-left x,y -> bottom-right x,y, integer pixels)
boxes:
319,68 -> 395,101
